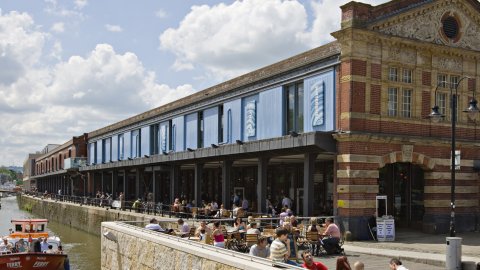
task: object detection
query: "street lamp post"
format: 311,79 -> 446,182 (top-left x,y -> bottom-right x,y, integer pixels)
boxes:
429,77 -> 479,237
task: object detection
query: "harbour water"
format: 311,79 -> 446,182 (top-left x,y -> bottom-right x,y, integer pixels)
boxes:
0,195 -> 101,270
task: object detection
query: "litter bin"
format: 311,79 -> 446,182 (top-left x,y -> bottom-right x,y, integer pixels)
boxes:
446,237 -> 462,270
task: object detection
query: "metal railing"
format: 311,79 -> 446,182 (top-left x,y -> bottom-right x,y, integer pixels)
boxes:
25,192 -> 334,227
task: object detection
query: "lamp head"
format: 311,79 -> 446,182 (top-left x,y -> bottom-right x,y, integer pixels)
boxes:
463,98 -> 480,121
429,105 -> 444,123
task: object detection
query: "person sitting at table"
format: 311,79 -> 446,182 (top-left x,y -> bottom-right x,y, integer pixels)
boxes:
290,215 -> 298,227
212,221 -> 225,248
145,218 -> 171,233
232,204 -> 241,217
211,200 -> 218,211
233,217 -> 246,231
321,217 -> 342,255
247,222 -> 261,235
177,218 -> 190,234
214,204 -> 226,218
204,203 -> 212,216
249,236 -> 270,258
279,207 -> 289,226
301,250 -> 328,270
270,228 -> 299,266
195,221 -> 212,237
307,217 -> 321,256
173,198 -> 181,212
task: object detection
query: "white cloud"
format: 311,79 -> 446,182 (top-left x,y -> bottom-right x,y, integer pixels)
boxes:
160,0 -> 309,80
49,40 -> 63,60
155,9 -> 167,19
0,10 -> 47,85
44,0 -> 85,19
105,24 -> 123,33
50,22 -> 64,33
74,0 -> 88,9
160,0 -> 388,80
0,12 -> 195,165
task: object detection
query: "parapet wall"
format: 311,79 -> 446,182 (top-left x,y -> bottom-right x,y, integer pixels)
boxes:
17,195 -> 148,236
101,222 -> 279,270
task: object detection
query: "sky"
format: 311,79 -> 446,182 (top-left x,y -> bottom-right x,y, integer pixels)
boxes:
0,0 -> 387,166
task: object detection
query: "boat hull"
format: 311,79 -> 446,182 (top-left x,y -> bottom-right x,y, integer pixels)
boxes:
0,253 -> 67,270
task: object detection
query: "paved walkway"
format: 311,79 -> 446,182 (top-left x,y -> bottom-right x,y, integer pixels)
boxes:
332,229 -> 480,269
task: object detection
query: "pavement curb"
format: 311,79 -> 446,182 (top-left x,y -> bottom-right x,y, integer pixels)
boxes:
344,245 -> 480,269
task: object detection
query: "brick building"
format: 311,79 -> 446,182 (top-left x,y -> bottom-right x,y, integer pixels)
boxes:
33,134 -> 88,195
30,0 -> 480,239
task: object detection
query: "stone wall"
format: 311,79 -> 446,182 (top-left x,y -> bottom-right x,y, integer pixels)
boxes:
18,195 -> 150,236
101,222 -> 278,270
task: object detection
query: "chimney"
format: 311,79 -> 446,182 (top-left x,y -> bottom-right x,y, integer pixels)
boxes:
340,1 -> 372,29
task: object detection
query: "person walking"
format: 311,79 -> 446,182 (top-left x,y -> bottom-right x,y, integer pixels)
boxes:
389,258 -> 408,270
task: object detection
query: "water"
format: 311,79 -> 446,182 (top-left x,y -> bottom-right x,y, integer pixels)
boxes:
0,196 -> 101,270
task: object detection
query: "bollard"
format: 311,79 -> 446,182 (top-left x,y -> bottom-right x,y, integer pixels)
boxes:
446,237 -> 462,270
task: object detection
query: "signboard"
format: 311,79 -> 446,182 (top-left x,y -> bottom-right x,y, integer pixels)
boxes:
451,150 -> 461,170
385,219 -> 395,241
377,217 -> 395,242
376,218 -> 385,241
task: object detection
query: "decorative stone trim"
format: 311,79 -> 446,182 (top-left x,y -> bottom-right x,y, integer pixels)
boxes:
380,151 -> 434,170
337,199 -> 376,209
425,199 -> 479,208
425,185 -> 479,193
336,154 -> 382,163
337,184 -> 379,193
337,169 -> 379,178
424,172 -> 478,180
433,158 -> 474,167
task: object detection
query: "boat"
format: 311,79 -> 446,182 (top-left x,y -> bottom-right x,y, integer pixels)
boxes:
0,219 -> 69,270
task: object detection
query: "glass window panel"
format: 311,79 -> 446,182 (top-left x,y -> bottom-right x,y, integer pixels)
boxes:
436,93 -> 447,116
401,89 -> 412,118
388,88 -> 398,117
389,67 -> 398,81
286,86 -> 295,133
297,83 -> 304,133
403,69 -> 412,83
438,74 -> 447,88
450,75 -> 459,89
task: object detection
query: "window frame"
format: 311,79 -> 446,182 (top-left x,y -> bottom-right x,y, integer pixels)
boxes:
284,82 -> 304,134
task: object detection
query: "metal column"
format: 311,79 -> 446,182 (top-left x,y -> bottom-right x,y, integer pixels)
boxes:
221,160 -> 233,210
303,153 -> 317,217
170,165 -> 179,204
257,157 -> 269,213
112,170 -> 117,198
194,163 -> 204,207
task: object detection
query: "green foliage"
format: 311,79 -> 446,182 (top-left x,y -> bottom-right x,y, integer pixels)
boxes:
0,167 -> 19,182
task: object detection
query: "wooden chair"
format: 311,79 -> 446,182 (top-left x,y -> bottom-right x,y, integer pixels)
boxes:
188,226 -> 196,238
245,233 -> 259,248
223,210 -> 231,218
190,207 -> 198,219
201,233 -> 213,245
305,231 -> 321,255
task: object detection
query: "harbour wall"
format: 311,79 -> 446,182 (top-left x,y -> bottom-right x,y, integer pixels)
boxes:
17,195 -> 150,236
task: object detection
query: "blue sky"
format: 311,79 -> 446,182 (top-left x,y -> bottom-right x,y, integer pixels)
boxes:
0,0 -> 386,166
